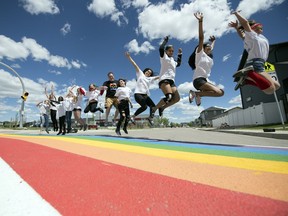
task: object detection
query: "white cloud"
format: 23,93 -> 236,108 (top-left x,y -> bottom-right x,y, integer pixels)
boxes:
60,23 -> 71,36
0,35 -> 83,69
87,0 -> 128,26
229,95 -> 242,104
20,0 -> 60,15
0,35 -> 29,60
125,39 -> 155,54
222,54 -> 232,62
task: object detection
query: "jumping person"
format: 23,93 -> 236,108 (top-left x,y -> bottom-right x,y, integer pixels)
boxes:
101,72 -> 119,126
229,10 -> 280,94
50,96 -> 66,135
45,85 -> 58,132
64,89 -> 75,133
114,78 -> 133,136
152,35 -> 182,117
84,83 -> 105,114
72,86 -> 87,131
188,12 -> 224,106
36,100 -> 50,134
125,52 -> 159,126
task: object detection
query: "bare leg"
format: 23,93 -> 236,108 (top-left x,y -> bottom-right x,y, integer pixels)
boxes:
196,82 -> 224,97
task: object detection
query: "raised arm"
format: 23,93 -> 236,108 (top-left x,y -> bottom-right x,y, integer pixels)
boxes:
231,10 -> 251,33
159,36 -> 169,58
228,20 -> 245,40
125,52 -> 141,73
194,12 -> 204,53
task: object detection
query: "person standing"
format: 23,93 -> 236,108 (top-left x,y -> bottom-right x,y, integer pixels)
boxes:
125,52 -> 159,126
101,72 -> 119,126
229,10 -> 280,93
64,89 -> 75,133
152,35 -> 182,117
114,78 -> 133,135
188,12 -> 224,106
50,96 -> 66,135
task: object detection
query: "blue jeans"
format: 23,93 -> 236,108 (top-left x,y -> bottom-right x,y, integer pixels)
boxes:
245,58 -> 265,73
40,114 -> 49,130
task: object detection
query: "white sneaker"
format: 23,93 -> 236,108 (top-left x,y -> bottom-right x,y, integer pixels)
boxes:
232,65 -> 254,78
189,90 -> 196,103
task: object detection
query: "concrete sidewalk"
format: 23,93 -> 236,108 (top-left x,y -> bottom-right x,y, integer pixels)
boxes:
1,127 -> 288,148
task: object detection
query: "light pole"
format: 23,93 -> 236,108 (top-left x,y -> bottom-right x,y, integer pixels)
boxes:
0,62 -> 26,128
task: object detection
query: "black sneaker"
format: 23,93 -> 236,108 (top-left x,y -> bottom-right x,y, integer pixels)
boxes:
234,76 -> 246,91
130,116 -> 136,125
159,107 -> 164,117
123,127 -> 128,134
115,128 -> 121,136
83,124 -> 88,131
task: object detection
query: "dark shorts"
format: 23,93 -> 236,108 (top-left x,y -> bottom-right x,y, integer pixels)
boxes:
193,77 -> 207,90
158,79 -> 176,88
73,108 -> 82,112
245,58 -> 265,73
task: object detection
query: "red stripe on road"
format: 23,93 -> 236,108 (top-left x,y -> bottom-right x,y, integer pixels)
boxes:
1,137 -> 287,215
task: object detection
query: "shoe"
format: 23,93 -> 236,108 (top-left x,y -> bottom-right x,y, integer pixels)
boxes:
147,117 -> 154,126
150,107 -> 156,118
130,116 -> 136,125
195,95 -> 201,106
115,128 -> 121,136
62,132 -> 66,135
159,107 -> 164,117
232,65 -> 254,78
123,127 -> 128,134
83,124 -> 88,131
234,76 -> 246,91
45,129 -> 49,134
57,131 -> 62,135
99,108 -> 104,113
189,90 -> 196,103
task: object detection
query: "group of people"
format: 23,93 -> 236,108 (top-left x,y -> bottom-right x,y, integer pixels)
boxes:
37,11 -> 280,136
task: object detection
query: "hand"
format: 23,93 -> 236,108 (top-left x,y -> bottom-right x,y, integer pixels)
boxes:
231,10 -> 241,15
164,35 -> 169,41
178,48 -> 182,55
209,36 -> 216,42
194,12 -> 203,21
228,20 -> 238,28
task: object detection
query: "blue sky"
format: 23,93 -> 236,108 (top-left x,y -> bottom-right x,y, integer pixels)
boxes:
0,0 -> 287,123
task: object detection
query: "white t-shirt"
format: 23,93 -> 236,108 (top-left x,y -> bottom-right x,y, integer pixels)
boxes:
193,48 -> 214,80
244,31 -> 269,61
54,102 -> 65,117
134,70 -> 154,95
37,102 -> 49,115
85,89 -> 100,102
159,53 -> 177,82
64,96 -> 74,111
73,94 -> 83,109
115,86 -> 132,101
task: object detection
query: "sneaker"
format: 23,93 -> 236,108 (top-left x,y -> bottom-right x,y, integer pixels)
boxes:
123,127 -> 128,134
234,76 -> 246,91
232,65 -> 254,78
83,124 -> 88,131
115,128 -> 121,136
159,107 -> 164,117
57,131 -> 62,135
195,95 -> 201,106
189,90 -> 196,103
45,129 -> 49,134
130,116 -> 136,125
147,117 -> 154,126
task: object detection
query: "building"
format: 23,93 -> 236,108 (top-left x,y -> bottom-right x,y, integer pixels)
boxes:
199,106 -> 225,127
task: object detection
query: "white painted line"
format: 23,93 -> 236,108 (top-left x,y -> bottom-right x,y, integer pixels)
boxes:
0,158 -> 61,216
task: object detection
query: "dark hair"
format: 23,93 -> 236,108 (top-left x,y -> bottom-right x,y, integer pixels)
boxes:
107,72 -> 114,76
58,96 -> 64,102
118,78 -> 126,87
188,43 -> 213,70
165,45 -> 173,51
143,68 -> 154,76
